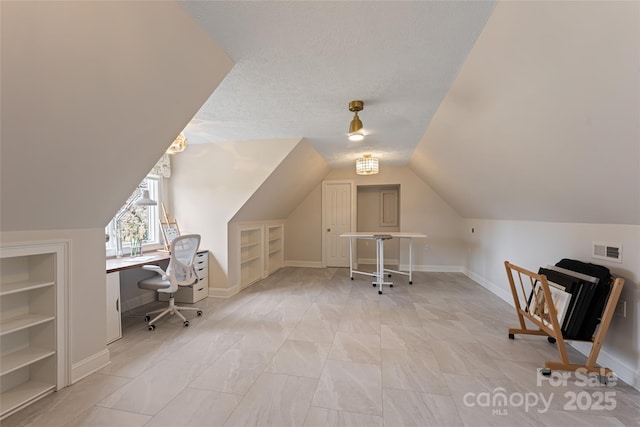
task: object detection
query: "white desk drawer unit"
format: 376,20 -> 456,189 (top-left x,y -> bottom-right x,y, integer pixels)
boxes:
159,251 -> 209,303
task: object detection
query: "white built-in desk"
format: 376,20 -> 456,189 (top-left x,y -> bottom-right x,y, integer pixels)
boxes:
105,250 -> 208,344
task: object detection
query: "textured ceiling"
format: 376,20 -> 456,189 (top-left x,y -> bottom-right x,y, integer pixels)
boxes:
179,1 -> 495,168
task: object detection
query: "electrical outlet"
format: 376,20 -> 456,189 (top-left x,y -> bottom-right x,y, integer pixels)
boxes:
615,300 -> 627,318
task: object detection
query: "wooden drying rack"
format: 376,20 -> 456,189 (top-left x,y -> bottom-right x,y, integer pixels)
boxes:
504,261 -> 624,378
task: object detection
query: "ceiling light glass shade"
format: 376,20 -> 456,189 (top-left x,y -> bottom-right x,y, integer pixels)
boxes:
356,154 -> 379,175
348,132 -> 364,142
167,132 -> 187,154
135,189 -> 157,206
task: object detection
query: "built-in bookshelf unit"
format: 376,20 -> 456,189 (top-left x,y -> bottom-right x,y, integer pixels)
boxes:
231,221 -> 285,292
266,225 -> 284,275
0,241 -> 68,420
240,226 -> 264,289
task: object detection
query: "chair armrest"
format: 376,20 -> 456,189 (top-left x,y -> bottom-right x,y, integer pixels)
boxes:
142,265 -> 168,280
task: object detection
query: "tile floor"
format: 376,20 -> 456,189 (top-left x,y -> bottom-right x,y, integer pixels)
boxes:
4,268 -> 639,426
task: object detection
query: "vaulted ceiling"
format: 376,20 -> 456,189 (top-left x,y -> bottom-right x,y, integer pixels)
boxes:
2,1 -> 638,233
179,1 -> 496,167
180,1 -> 640,225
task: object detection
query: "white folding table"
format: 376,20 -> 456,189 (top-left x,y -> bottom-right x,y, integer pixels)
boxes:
340,232 -> 427,294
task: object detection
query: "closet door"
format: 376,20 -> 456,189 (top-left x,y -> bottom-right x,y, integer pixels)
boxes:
322,181 -> 355,267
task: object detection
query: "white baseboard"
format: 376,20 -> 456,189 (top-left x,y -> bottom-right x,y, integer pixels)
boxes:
402,264 -> 465,273
71,348 -> 110,384
208,285 -> 240,298
570,341 -> 639,391
284,260 -> 324,268
463,268 -> 639,391
463,268 -> 513,304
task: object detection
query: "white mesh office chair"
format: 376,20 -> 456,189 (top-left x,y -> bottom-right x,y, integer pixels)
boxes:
138,234 -> 202,330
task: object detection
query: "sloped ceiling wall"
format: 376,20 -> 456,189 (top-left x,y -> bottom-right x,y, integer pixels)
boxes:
409,1 -> 639,225
1,1 -> 233,231
231,140 -> 330,222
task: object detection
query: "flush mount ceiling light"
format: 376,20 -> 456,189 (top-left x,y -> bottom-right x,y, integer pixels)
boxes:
348,100 -> 364,142
167,132 -> 187,154
356,154 -> 379,175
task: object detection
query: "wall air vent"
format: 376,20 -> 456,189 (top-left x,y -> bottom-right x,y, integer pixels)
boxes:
592,242 -> 622,263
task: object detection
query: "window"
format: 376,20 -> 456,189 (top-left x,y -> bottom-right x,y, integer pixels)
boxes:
105,176 -> 162,257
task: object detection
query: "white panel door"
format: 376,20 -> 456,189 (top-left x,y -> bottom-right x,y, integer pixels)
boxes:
323,181 -> 354,267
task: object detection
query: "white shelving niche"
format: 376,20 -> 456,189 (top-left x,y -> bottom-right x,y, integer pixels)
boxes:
266,225 -> 284,276
0,241 -> 68,420
239,226 -> 264,289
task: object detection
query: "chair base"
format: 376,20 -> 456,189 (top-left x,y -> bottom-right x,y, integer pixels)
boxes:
145,296 -> 202,329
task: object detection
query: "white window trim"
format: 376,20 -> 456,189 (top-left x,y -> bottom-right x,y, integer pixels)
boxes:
105,175 -> 165,258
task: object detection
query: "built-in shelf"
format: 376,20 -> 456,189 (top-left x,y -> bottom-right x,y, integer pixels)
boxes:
0,280 -> 55,296
234,222 -> 284,290
0,315 -> 56,336
240,226 -> 264,288
240,242 -> 261,249
266,225 -> 284,276
0,381 -> 55,416
1,348 -> 56,376
1,241 -> 67,420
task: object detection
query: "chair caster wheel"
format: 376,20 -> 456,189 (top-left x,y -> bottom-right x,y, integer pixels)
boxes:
183,321 -> 190,327
389,284 -> 393,287
144,315 -> 150,322
148,325 -> 155,331
388,274 -> 392,277
351,277 -> 354,280
372,283 -> 376,287
197,310 -> 203,316
540,368 -> 551,376
548,337 -> 556,344
508,333 -> 515,340
378,290 -> 382,295
409,281 -> 413,285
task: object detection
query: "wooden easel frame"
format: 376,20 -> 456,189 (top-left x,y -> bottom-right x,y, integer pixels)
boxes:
159,203 -> 181,252
505,261 -> 624,377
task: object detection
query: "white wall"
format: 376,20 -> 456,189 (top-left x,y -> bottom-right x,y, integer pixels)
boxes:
285,166 -> 465,269
285,185 -> 324,267
231,140 -> 330,222
463,219 -> 640,388
1,1 -> 233,231
170,139 -> 300,290
0,1 -> 234,384
410,1 -> 640,225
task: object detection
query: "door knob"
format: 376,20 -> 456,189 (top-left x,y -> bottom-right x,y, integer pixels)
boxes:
327,228 -> 331,232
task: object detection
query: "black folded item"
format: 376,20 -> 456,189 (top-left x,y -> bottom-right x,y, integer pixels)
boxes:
555,259 -> 612,340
